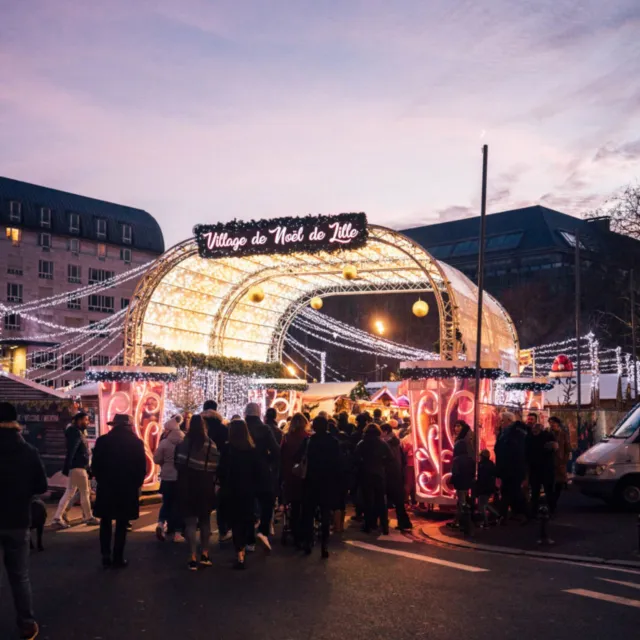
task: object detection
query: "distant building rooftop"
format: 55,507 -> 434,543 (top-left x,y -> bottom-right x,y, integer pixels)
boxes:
0,176 -> 164,254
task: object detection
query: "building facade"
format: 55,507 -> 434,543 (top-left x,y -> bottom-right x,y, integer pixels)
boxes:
0,177 -> 164,387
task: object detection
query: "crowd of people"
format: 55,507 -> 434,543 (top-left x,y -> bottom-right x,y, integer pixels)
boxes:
450,410 -> 572,529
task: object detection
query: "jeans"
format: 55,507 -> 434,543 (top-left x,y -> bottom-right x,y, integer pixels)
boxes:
158,481 -> 181,534
184,515 -> 211,558
54,468 -> 93,521
100,519 -> 128,561
301,494 -> 331,549
529,474 -> 556,516
362,476 -> 388,533
477,494 -> 500,524
500,479 -> 527,519
0,529 -> 35,627
257,493 -> 275,537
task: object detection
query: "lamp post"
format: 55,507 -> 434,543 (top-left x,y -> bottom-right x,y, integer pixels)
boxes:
374,320 -> 385,382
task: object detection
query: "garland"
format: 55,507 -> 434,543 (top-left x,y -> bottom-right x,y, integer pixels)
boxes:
399,366 -> 508,380
251,382 -> 310,391
503,382 -> 555,392
350,380 -> 370,401
144,345 -> 286,378
194,212 -> 368,259
86,370 -> 178,383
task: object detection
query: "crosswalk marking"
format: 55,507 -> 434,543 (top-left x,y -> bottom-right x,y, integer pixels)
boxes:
597,578 -> 640,591
346,540 -> 489,572
564,588 -> 640,609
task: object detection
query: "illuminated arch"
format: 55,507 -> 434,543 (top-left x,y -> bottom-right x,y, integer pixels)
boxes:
123,224 -> 519,372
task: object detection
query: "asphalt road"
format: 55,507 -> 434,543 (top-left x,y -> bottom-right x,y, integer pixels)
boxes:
1,505 -> 639,640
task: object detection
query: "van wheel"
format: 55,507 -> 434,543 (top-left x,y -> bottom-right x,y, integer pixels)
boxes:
615,477 -> 640,510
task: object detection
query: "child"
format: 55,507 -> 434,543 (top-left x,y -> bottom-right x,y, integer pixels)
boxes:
476,449 -> 500,528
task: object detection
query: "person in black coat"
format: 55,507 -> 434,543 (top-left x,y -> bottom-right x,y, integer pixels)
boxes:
0,402 -> 48,640
301,415 -> 341,558
217,419 -> 263,569
526,423 -> 557,516
381,424 -> 412,531
494,416 -> 529,521
265,407 -> 283,445
245,403 -> 280,551
356,423 -> 391,535
475,450 -> 500,527
451,421 -> 476,528
92,414 -> 146,569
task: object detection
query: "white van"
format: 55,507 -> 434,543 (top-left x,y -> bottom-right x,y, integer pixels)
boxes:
574,404 -> 640,509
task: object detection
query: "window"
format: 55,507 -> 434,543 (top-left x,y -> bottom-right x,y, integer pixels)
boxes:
63,353 -> 83,371
68,238 -> 80,254
33,351 -> 56,369
39,232 -> 52,250
90,355 -> 110,367
120,297 -> 130,310
88,268 -> 115,285
122,224 -> 132,245
7,266 -> 23,276
38,260 -> 54,279
88,294 -> 114,313
97,243 -> 107,260
69,212 -> 80,234
427,244 -> 454,259
89,320 -> 109,338
9,201 -> 22,222
40,207 -> 51,228
451,239 -> 480,257
4,314 -> 21,331
96,219 -> 107,239
7,283 -> 23,303
559,230 -> 588,250
67,264 -> 81,284
5,227 -> 21,246
486,232 -> 523,252
67,297 -> 81,310
120,248 -> 131,263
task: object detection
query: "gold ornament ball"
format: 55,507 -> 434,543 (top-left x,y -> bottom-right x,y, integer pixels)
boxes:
412,300 -> 429,318
343,264 -> 358,280
248,285 -> 265,303
310,297 -> 323,310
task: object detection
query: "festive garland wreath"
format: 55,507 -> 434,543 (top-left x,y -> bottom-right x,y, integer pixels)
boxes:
143,345 -> 287,378
399,366 -> 508,380
251,382 -> 310,391
502,381 -> 555,392
86,370 -> 178,383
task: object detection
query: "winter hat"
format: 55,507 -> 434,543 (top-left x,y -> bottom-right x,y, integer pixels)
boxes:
245,402 -> 261,418
0,402 -> 18,423
164,417 -> 180,431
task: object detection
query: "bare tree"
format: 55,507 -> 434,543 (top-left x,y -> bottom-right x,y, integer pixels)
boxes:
587,182 -> 640,239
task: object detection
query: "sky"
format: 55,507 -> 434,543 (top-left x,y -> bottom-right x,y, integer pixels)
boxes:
1,0 -> 639,246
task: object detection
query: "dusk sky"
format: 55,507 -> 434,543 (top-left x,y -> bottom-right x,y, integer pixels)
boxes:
2,0 -> 639,246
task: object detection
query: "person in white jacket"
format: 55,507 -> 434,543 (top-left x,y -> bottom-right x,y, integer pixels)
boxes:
153,416 -> 185,541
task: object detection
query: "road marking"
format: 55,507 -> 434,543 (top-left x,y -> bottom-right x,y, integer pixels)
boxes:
564,589 -> 640,609
597,578 -> 640,591
136,523 -> 160,532
346,540 -> 489,572
59,525 -> 99,534
377,532 -> 413,544
534,558 -> 640,576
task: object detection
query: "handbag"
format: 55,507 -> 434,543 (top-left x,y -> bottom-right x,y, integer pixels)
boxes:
292,438 -> 308,480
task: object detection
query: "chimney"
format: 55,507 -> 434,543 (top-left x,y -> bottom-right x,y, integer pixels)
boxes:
586,216 -> 611,233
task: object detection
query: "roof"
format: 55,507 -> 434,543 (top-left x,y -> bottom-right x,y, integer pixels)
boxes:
401,205 -> 640,266
0,370 -> 67,401
0,176 -> 164,254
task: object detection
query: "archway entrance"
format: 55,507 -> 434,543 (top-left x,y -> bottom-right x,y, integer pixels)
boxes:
123,213 -> 519,373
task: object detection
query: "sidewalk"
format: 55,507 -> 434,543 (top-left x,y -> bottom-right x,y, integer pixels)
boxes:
418,486 -> 640,567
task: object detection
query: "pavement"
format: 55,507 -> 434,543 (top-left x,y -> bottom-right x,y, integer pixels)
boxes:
419,486 -> 640,566
2,503 -> 640,639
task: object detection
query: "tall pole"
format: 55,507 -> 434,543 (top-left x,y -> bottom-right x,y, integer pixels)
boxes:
632,269 -> 638,400
575,232 -> 582,425
473,144 -> 488,462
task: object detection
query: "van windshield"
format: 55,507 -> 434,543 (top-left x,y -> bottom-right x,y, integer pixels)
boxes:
610,405 -> 640,439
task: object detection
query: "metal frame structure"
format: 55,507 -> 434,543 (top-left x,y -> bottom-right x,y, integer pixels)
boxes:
123,224 -> 518,370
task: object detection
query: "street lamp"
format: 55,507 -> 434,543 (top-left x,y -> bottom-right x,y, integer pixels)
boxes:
286,364 -> 296,377
373,320 -> 385,382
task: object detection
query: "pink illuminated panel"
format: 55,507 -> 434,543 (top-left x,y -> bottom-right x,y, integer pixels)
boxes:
247,389 -> 303,427
97,380 -> 165,489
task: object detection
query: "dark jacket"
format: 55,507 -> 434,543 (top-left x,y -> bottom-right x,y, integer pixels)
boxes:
305,432 -> 341,508
451,439 -> 475,491
356,430 -> 391,481
495,421 -> 528,483
0,423 -> 48,529
526,430 -> 556,480
202,409 -> 228,452
475,457 -> 497,496
92,425 -> 146,521
218,444 -> 262,523
266,420 -> 283,445
246,415 -> 281,495
383,434 -> 404,497
281,430 -> 308,503
175,434 -> 219,519
63,424 -> 91,473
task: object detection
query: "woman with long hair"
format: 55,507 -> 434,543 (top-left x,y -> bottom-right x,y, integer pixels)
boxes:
175,414 -> 219,571
217,419 -> 263,569
280,412 -> 309,547
450,420 -> 475,529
